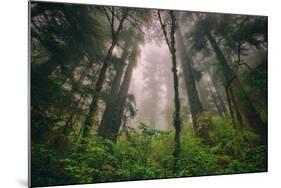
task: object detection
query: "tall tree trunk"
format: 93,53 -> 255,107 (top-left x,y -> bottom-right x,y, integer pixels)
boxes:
97,43 -> 139,142
228,86 -> 243,128
208,72 -> 227,115
206,31 -> 267,143
158,10 -> 181,172
82,12 -> 128,138
225,86 -> 236,127
207,80 -> 223,116
176,23 -> 207,138
169,11 -> 181,173
100,45 -> 130,133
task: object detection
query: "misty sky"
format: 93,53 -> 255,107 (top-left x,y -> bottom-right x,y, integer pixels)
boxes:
129,39 -> 174,130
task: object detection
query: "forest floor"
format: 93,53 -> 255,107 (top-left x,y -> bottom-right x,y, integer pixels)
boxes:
31,115 -> 267,187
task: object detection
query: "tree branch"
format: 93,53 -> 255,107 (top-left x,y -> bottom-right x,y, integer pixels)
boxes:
108,8 -> 145,34
111,7 -> 115,36
158,10 -> 172,52
127,12 -> 148,28
103,7 -> 113,34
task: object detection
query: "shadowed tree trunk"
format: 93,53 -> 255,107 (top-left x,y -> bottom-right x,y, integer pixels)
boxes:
101,35 -> 132,132
158,10 -> 181,173
99,40 -> 131,133
208,72 -> 227,115
207,80 -> 223,116
225,85 -> 236,126
228,85 -> 243,127
170,11 -> 181,173
97,43 -> 139,142
206,30 -> 267,143
82,10 -> 128,138
175,24 -> 205,136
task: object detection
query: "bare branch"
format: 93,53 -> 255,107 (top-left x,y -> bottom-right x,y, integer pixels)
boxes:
127,12 -> 148,28
108,8 -> 145,34
157,10 -> 172,52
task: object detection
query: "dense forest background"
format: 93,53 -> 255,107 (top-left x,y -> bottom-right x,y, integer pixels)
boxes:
30,2 -> 267,187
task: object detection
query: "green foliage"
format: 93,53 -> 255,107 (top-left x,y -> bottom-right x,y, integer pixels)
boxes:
32,116 -> 267,187
30,4 -> 267,187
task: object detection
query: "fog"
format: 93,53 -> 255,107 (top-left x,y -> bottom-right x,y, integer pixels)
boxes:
129,39 -> 175,130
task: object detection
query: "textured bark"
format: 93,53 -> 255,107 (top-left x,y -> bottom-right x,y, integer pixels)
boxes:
82,11 -> 128,138
169,11 -> 181,173
97,43 -> 138,142
100,43 -> 130,133
206,30 -> 267,143
175,23 -> 205,136
158,10 -> 181,172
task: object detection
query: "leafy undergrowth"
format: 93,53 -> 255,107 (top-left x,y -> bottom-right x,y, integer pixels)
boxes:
31,116 -> 267,187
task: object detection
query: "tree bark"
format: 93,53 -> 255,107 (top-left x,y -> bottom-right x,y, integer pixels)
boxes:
82,11 -> 128,138
158,10 -> 181,172
99,44 -> 130,133
97,43 -> 139,142
225,86 -> 236,127
175,23 -> 205,137
170,11 -> 181,173
208,72 -> 227,115
206,30 -> 267,143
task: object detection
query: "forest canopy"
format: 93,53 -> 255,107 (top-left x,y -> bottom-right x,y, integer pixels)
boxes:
30,2 -> 268,187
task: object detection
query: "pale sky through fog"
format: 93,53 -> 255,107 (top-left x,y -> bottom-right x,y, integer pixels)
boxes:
128,38 -> 173,130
